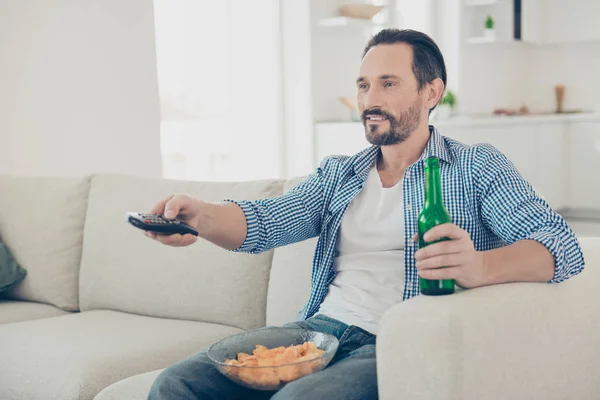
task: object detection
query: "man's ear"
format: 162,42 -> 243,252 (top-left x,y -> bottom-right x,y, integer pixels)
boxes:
425,78 -> 445,110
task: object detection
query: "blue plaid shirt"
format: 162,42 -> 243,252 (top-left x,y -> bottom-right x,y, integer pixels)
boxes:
229,126 -> 584,320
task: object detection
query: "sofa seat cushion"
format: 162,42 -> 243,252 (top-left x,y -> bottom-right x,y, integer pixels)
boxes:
0,310 -> 243,400
94,369 -> 162,400
0,300 -> 69,324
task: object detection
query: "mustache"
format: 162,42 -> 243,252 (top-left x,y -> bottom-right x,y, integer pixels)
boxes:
362,109 -> 396,121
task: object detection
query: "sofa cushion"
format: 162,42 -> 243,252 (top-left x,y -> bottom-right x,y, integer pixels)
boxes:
0,175 -> 90,311
267,176 -> 316,326
0,310 -> 243,400
94,369 -> 162,400
0,300 -> 69,324
79,174 -> 284,330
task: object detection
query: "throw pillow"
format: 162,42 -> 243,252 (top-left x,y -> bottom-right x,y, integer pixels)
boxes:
0,241 -> 27,293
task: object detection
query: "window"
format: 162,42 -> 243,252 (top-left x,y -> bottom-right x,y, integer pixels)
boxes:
153,0 -> 282,181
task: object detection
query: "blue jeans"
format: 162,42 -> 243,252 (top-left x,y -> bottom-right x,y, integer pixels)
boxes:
148,314 -> 378,400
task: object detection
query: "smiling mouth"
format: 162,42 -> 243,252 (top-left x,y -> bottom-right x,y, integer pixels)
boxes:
365,115 -> 388,122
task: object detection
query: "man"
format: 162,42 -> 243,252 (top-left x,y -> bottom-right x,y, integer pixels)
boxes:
147,29 -> 584,399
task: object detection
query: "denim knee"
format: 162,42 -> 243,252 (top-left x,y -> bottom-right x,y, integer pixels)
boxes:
147,368 -> 178,399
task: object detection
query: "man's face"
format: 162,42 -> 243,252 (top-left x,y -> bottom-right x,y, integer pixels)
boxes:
357,43 -> 426,146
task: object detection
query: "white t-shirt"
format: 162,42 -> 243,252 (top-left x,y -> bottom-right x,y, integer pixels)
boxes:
317,165 -> 405,335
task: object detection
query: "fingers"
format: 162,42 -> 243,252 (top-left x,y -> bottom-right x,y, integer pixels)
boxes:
416,253 -> 465,271
163,195 -> 189,220
415,239 -> 469,262
149,195 -> 174,215
148,194 -> 192,220
146,232 -> 197,247
422,223 -> 468,242
145,194 -> 198,247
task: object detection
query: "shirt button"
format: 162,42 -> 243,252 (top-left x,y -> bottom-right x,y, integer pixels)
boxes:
406,203 -> 412,211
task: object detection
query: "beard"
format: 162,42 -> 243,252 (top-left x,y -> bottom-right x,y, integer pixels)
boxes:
362,98 -> 423,146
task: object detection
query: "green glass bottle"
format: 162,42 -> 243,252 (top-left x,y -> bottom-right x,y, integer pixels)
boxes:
418,157 -> 455,295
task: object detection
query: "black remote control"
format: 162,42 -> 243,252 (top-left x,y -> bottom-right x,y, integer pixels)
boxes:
126,212 -> 199,236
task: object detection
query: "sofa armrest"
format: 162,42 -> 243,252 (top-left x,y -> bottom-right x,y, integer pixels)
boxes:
377,239 -> 600,400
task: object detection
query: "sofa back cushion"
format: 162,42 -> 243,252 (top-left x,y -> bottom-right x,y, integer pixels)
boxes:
78,174 -> 283,330
267,176 -> 316,326
0,175 -> 90,310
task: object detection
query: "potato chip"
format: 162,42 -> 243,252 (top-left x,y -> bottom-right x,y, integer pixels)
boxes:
223,341 -> 327,387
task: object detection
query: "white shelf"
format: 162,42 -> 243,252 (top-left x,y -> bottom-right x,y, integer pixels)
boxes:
466,36 -> 504,44
465,0 -> 507,6
318,16 -> 381,27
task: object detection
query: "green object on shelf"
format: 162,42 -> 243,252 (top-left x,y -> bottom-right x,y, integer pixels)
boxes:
485,15 -> 494,29
440,90 -> 457,109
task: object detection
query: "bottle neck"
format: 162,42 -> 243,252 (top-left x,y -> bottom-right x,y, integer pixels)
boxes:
424,163 -> 443,208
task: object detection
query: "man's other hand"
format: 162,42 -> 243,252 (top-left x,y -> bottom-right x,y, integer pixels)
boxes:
414,223 -> 489,289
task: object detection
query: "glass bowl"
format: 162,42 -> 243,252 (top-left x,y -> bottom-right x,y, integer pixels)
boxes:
207,327 -> 339,391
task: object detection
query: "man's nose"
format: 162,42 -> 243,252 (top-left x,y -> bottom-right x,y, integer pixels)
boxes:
362,87 -> 383,110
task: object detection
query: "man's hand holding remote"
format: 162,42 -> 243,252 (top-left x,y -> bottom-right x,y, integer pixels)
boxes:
145,194 -> 202,246
146,194 -> 247,249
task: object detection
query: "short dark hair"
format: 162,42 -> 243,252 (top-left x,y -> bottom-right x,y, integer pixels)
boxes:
363,29 -> 447,102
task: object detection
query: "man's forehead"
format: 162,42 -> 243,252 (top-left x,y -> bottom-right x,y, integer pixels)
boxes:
359,43 -> 413,76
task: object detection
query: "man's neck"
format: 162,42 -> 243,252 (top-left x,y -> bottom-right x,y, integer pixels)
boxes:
376,123 -> 431,188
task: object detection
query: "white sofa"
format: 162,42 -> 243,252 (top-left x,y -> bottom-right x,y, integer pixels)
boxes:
0,173 -> 598,400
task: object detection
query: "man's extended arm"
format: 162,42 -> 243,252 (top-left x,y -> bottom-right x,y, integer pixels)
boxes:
148,157 -> 334,251
218,158 -> 333,254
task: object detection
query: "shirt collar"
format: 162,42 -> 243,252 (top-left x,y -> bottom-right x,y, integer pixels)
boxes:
418,125 -> 452,164
352,125 -> 451,179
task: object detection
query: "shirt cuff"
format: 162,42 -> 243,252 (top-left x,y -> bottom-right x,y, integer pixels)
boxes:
222,199 -> 260,253
524,230 -> 565,283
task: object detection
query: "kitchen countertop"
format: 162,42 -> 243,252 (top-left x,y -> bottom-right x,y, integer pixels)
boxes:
432,112 -> 600,127
316,112 -> 600,129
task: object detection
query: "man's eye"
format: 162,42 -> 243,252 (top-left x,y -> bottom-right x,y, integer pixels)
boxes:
384,82 -> 395,88
358,84 -> 368,90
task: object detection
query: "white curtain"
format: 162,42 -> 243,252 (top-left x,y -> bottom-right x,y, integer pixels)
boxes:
153,0 -> 282,181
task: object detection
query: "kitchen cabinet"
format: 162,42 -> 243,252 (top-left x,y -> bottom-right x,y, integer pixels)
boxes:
568,122 -> 600,209
522,0 -> 600,44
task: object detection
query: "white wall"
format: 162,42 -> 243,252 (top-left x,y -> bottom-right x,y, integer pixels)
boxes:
0,0 -> 161,178
458,44 -> 532,114
431,0 -> 461,93
310,0 -> 371,123
458,0 -> 600,115
459,41 -> 600,115
280,0 -> 315,177
525,43 -> 600,113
